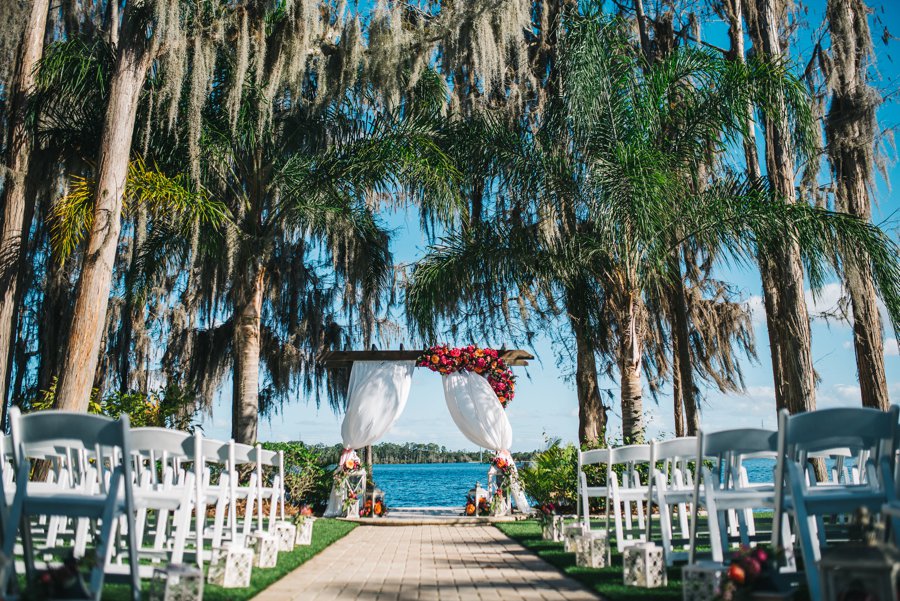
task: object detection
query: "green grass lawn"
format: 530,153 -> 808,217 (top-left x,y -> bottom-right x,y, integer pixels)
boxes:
496,520 -> 682,601
100,519 -> 356,601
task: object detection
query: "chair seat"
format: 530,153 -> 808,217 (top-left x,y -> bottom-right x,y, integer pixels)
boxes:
25,490 -> 121,518
133,488 -> 190,511
785,487 -> 886,512
708,489 -> 775,509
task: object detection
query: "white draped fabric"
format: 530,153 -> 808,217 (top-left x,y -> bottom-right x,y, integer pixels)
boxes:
443,372 -> 530,512
442,372 -> 512,451
341,361 -> 415,449
324,361 -> 414,517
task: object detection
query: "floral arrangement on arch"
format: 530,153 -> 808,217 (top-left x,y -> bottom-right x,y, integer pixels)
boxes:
491,455 -> 514,491
416,344 -> 516,407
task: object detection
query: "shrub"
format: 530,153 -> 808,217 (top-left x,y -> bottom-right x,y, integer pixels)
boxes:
260,441 -> 333,513
28,378 -> 198,430
519,438 -> 578,512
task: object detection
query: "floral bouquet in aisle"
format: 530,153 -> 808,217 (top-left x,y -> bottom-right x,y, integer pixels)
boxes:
539,503 -> 564,542
716,546 -> 789,601
294,505 -> 315,545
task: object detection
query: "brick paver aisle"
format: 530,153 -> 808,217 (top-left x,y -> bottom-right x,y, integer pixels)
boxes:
253,525 -> 599,601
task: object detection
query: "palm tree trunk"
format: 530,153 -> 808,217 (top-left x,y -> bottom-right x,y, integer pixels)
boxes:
0,0 -> 51,423
570,314 -> 607,447
825,0 -> 889,411
669,256 -> 699,435
745,0 -> 817,417
721,0 -> 789,412
620,293 -> 644,442
53,16 -> 152,412
232,267 -> 265,444
118,205 -> 148,393
672,352 -> 685,437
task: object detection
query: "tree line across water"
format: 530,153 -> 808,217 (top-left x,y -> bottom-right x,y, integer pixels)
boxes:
314,443 -> 536,466
0,0 -> 898,455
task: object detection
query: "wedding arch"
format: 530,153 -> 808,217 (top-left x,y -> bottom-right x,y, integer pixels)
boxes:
319,346 -> 534,517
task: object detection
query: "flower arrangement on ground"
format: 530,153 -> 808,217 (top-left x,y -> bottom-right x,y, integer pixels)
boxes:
489,489 -> 507,516
416,344 -> 516,406
359,498 -> 388,517
373,499 -> 388,517
463,493 -> 492,516
539,503 -> 564,541
293,504 -> 315,524
22,553 -> 90,601
477,496 -> 490,516
717,546 -> 781,601
465,498 -> 477,516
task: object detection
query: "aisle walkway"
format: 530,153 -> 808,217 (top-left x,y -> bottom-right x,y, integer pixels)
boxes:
253,525 -> 599,601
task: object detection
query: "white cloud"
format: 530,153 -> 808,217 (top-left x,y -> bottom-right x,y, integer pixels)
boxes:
885,338 -> 899,357
747,295 -> 766,326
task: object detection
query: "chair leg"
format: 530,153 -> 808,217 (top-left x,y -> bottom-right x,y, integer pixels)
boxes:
90,478 -> 122,599
705,493 -> 725,563
787,467 -> 822,601
152,509 -> 170,551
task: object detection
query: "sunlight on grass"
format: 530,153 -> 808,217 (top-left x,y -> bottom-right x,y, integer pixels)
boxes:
101,519 -> 356,601
496,520 -> 682,601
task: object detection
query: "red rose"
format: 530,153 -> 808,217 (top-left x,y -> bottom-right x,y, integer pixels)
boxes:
727,564 -> 745,585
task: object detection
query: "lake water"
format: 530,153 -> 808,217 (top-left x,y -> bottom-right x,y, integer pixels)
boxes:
371,459 -> 791,507
372,463 -> 491,507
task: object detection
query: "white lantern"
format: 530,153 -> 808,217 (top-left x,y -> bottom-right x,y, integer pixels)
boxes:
622,542 -> 667,588
563,524 -> 584,552
682,561 -> 726,601
819,544 -> 900,601
542,515 -> 564,542
207,544 -> 253,588
274,522 -> 297,552
575,530 -> 609,569
247,532 -> 279,569
345,498 -> 360,519
149,564 -> 204,601
295,517 -> 315,545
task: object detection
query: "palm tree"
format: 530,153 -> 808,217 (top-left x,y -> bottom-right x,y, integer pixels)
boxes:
407,14 -> 900,444
824,0 -> 889,410
141,72 -> 460,444
0,0 -> 52,423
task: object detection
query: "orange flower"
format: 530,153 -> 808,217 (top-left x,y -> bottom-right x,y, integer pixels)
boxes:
431,355 -> 439,364
465,503 -> 476,516
344,459 -> 356,470
374,501 -> 384,515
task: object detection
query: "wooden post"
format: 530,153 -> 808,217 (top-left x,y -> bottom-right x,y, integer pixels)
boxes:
364,445 -> 373,489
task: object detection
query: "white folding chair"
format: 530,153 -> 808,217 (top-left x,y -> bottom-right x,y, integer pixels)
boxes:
688,427 -> 786,565
128,428 -> 197,567
194,434 -> 232,565
228,441 -> 261,545
607,444 -> 652,552
578,448 -> 610,533
2,408 -> 140,601
772,406 -> 899,601
250,445 -> 282,534
646,437 -> 697,565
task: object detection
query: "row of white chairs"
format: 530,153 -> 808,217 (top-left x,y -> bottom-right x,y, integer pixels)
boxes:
576,405 -> 899,601
0,408 -> 289,601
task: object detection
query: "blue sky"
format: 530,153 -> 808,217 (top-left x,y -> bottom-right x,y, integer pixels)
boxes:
200,0 -> 900,451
